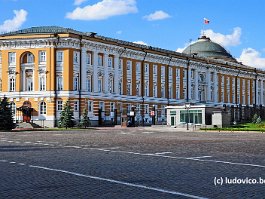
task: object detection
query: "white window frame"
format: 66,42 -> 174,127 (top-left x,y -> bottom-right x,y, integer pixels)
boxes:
74,51 -> 79,64
108,56 -> 113,67
88,101 -> 93,113
8,52 -> 16,64
40,101 -> 47,115
39,51 -> 46,63
99,101 -> 105,111
73,76 -> 79,91
0,52 -> 2,64
39,76 -> 46,91
74,101 -> 79,112
57,76 -> 63,91
9,77 -> 15,92
98,54 -> 103,66
86,75 -> 92,92
26,77 -> 33,91
86,52 -> 92,65
57,100 -> 63,111
56,51 -> 63,62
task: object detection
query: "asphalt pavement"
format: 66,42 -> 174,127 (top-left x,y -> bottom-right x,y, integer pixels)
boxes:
0,127 -> 265,198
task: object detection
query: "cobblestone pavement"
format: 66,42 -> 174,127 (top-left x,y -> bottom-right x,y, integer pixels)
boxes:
1,127 -> 265,198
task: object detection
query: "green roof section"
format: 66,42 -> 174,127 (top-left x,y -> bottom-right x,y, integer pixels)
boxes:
0,26 -> 95,37
183,36 -> 237,62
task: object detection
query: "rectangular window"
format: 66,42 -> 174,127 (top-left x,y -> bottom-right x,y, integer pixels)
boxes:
74,101 -> 79,112
39,51 -> 46,63
86,76 -> 92,92
153,84 -> 157,97
57,51 -> 63,62
74,51 -> 79,64
86,52 -> 92,65
26,78 -> 33,91
99,101 -> 105,111
88,101 -> 93,112
73,76 -> 79,91
110,102 -> 115,112
98,54 -> 103,66
127,60 -> 132,71
9,78 -> 15,92
127,81 -> 131,95
8,52 -> 16,64
176,68 -> 180,77
108,56 -> 113,67
169,68 -> 173,77
180,110 -> 202,124
57,76 -> 63,91
57,101 -> 63,111
39,76 -> 46,91
119,59 -> 123,69
136,62 -> 141,72
144,104 -> 149,114
145,63 -> 149,73
153,65 -> 157,75
98,78 -> 103,92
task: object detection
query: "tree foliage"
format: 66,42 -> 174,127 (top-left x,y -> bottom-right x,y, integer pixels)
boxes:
80,109 -> 90,128
0,97 -> 15,130
58,101 -> 75,129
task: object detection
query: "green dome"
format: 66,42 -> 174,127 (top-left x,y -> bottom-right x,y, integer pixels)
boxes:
182,36 -> 237,62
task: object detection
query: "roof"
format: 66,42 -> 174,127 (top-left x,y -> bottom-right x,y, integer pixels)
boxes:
182,36 -> 237,62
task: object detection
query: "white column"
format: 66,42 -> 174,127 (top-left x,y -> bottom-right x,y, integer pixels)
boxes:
261,80 -> 264,105
93,51 -> 98,93
188,68 -> 191,100
23,69 -> 26,91
194,69 -> 199,101
81,47 -> 87,91
104,53 -> 109,93
114,55 -> 119,94
256,79 -> 259,105
214,71 -> 218,103
206,70 -> 211,102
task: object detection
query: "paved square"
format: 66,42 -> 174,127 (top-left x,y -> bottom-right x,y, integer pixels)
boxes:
1,127 -> 265,198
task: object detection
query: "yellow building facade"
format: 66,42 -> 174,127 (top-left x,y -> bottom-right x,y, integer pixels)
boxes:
0,27 -> 264,127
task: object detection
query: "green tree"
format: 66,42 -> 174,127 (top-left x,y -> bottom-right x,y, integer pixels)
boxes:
80,109 -> 90,128
0,97 -> 15,130
58,101 -> 75,129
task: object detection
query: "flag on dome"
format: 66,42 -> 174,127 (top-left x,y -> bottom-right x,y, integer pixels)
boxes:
204,18 -> 210,24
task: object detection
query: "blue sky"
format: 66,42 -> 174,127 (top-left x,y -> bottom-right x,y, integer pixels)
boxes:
1,0 -> 265,68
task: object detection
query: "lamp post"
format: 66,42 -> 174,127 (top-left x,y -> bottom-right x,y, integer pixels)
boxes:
185,103 -> 191,130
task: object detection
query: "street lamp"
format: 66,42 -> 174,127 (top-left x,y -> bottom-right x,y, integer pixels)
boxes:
185,103 -> 191,130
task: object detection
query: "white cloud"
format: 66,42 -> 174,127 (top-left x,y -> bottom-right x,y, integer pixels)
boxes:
133,41 -> 148,46
74,0 -> 87,6
237,48 -> 265,69
202,27 -> 241,47
116,30 -> 122,35
66,0 -> 138,20
143,10 -> 171,21
0,9 -> 27,32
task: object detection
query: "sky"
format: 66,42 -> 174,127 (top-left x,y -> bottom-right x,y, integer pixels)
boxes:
0,0 -> 265,69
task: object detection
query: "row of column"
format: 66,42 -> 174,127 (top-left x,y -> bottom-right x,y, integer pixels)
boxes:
80,48 -> 121,94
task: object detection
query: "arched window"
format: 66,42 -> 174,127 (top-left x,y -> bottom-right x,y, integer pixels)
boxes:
40,101 -> 46,114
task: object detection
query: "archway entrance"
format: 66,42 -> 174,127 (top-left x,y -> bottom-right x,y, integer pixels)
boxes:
17,101 -> 33,123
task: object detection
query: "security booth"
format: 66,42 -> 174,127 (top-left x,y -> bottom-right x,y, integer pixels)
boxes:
166,104 -> 228,128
